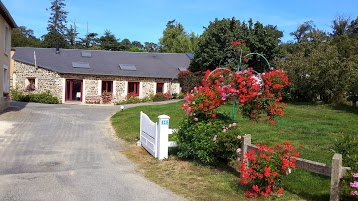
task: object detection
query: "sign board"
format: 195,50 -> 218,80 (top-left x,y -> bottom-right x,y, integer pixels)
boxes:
161,120 -> 169,125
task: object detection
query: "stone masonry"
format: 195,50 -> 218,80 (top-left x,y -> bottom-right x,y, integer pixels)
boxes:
13,61 -> 181,104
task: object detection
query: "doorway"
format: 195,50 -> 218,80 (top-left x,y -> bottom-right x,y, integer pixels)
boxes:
66,79 -> 83,101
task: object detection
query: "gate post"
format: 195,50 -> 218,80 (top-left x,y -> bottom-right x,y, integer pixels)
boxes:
330,153 -> 342,201
157,115 -> 170,160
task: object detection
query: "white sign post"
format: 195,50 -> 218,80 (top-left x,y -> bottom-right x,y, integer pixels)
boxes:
157,115 -> 170,160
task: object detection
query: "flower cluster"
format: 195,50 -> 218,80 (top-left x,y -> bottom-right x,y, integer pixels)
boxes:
101,90 -> 112,104
240,142 -> 299,198
182,66 -> 289,123
351,173 -> 358,196
26,83 -> 35,91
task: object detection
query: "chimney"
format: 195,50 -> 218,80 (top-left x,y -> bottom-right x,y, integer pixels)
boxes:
56,42 -> 60,54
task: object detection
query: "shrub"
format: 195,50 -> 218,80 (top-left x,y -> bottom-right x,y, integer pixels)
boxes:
141,93 -> 154,102
172,93 -> 178,99
178,70 -> 202,93
176,117 -> 241,165
153,93 -> 167,102
101,91 -> 112,104
115,92 -> 141,105
11,90 -> 59,104
163,91 -> 173,99
333,135 -> 358,199
241,142 -> 299,198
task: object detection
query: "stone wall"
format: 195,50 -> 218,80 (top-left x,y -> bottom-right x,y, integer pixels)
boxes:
13,61 -> 181,104
13,61 -> 63,101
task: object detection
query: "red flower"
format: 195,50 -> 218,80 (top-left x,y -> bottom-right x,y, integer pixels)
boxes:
273,171 -> 278,177
231,41 -> 241,46
212,113 -> 216,118
243,57 -> 248,62
270,120 -> 275,125
277,188 -> 283,194
264,166 -> 270,177
252,185 -> 260,192
293,152 -> 300,157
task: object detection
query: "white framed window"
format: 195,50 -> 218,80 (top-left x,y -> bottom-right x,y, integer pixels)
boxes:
25,77 -> 37,91
3,65 -> 9,94
4,26 -> 9,55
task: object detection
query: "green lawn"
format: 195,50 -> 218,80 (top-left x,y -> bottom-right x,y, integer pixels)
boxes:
111,102 -> 358,200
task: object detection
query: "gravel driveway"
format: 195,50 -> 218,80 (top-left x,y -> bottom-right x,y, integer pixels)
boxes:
0,101 -> 184,201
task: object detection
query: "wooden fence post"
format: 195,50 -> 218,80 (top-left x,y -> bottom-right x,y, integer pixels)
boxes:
241,134 -> 251,159
330,153 -> 342,201
241,134 -> 251,181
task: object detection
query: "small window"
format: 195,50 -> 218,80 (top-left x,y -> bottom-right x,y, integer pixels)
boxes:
156,83 -> 164,93
4,26 -> 9,54
3,68 -> 8,93
128,82 -> 139,96
119,64 -> 137,71
72,62 -> 90,68
102,81 -> 113,93
81,51 -> 92,57
26,78 -> 36,91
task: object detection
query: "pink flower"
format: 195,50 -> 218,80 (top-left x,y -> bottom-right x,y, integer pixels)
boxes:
350,181 -> 358,188
236,148 -> 242,153
193,118 -> 198,121
232,123 -> 237,127
237,135 -> 241,139
212,135 -> 217,142
351,191 -> 358,196
353,173 -> 358,178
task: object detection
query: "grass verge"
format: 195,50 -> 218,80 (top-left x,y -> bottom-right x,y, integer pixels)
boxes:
111,102 -> 358,200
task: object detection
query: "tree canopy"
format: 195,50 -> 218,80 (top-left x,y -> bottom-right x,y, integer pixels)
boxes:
189,18 -> 283,72
159,20 -> 198,53
42,0 -> 68,48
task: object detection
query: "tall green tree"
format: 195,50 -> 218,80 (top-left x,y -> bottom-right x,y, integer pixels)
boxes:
119,38 -> 132,51
144,42 -> 159,52
159,20 -> 198,53
290,21 -> 314,43
79,32 -> 99,49
11,26 -> 42,47
65,24 -> 78,48
98,30 -> 119,51
331,15 -> 350,36
190,17 -> 283,72
42,0 -> 68,48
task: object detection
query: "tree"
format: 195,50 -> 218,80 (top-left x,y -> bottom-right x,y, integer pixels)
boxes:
159,20 -> 198,53
190,17 -> 283,72
98,30 -> 119,51
290,21 -> 314,43
119,38 -> 132,51
79,32 -> 99,49
11,26 -> 42,47
331,15 -> 350,36
348,17 -> 358,35
131,41 -> 144,49
42,0 -> 68,48
144,42 -> 159,52
65,24 -> 78,48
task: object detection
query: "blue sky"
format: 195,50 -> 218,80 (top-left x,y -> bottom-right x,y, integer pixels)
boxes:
3,0 -> 358,44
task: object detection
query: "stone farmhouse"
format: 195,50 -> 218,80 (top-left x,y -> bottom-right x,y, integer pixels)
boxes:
0,2 -> 17,112
11,47 -> 192,104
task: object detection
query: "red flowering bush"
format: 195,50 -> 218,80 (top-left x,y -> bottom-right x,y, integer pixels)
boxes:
240,142 -> 299,198
182,67 -> 289,124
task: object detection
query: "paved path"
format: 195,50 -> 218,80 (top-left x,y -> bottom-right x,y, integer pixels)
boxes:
0,101 -> 184,201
